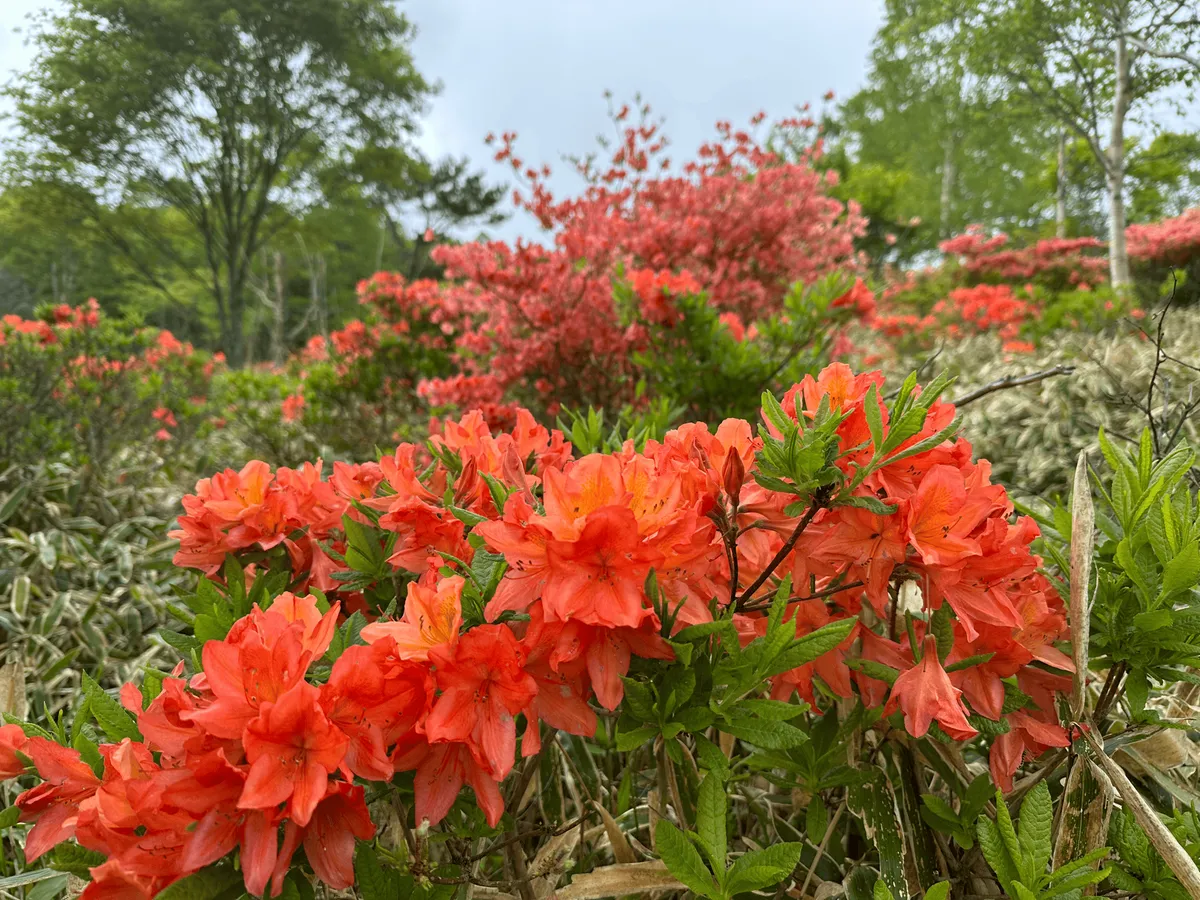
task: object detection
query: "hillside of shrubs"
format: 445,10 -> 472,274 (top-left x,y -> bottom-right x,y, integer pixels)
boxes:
0,101 -> 1198,900
1,2 -> 1200,899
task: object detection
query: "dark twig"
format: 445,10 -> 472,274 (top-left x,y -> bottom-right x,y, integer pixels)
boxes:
951,365 -> 1076,408
739,579 -> 865,613
735,485 -> 833,607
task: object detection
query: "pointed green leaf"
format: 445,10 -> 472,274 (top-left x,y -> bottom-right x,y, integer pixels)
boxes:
655,820 -> 718,900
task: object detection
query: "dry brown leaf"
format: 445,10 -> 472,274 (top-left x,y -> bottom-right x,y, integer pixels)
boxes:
1084,728 -> 1200,899
548,862 -> 685,900
1069,451 -> 1094,721
530,827 -> 582,899
1052,755 -> 1113,894
593,802 -> 638,864
0,661 -> 26,720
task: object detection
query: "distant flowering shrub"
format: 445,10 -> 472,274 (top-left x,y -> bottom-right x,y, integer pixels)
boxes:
0,300 -> 221,468
1127,207 -> 1200,303
938,227 -> 1109,293
323,101 -> 870,423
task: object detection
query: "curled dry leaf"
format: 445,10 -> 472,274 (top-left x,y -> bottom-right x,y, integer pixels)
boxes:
1083,728 -> 1200,899
548,862 -> 686,900
0,661 -> 26,720
593,802 -> 638,864
1069,450 -> 1094,721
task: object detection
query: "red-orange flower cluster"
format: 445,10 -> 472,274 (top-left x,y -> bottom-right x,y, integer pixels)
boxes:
9,365 -> 1076,899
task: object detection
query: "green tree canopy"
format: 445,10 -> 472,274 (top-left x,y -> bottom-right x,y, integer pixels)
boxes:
4,0 -> 434,365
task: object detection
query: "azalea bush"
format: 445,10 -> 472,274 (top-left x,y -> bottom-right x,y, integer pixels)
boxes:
0,300 -> 222,473
370,100 -> 867,424
0,359 -> 1152,900
1127,207 -> 1200,305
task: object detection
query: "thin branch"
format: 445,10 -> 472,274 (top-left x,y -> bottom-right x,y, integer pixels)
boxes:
951,365 -> 1076,408
735,485 -> 833,608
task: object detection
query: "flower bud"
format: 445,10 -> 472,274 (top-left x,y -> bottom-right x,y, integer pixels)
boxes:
721,450 -> 745,501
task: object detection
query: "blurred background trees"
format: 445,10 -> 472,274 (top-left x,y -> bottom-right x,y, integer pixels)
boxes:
0,0 -> 507,364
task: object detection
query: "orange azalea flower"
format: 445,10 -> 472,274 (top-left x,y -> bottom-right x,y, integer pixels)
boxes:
903,465 -> 986,566
0,724 -> 29,780
884,636 -> 977,741
184,618 -> 309,740
261,593 -> 340,658
425,625 -> 537,779
517,602 -> 598,754
412,741 -> 504,828
989,710 -> 1069,793
361,576 -> 463,661
78,859 -> 157,900
274,783 -> 375,891
378,497 -> 470,574
239,682 -> 349,827
542,506 -> 662,629
16,738 -> 102,861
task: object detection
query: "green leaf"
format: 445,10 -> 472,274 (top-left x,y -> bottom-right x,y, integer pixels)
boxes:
696,773 -> 727,873
863,384 -> 884,449
994,794 -> 1022,876
154,864 -> 244,900
355,842 -> 399,900
736,699 -> 806,721
943,653 -> 995,673
1125,669 -> 1149,717
847,658 -> 900,684
930,603 -> 954,664
693,735 -> 731,781
72,729 -> 103,774
0,806 -> 20,830
1133,609 -> 1174,632
26,873 -> 68,900
0,483 -> 31,524
0,871 -> 61,892
923,883 -> 950,900
81,672 -> 140,742
806,799 -> 828,844
721,717 -> 809,750
674,620 -> 736,643
1017,782 -> 1053,883
977,817 -> 1018,894
1162,544 -> 1200,596
655,820 -> 718,900
848,769 -> 908,900
621,680 -> 657,721
724,843 -> 804,896
49,844 -> 105,877
761,390 -> 795,439
615,724 -> 658,752
766,618 -> 855,677
839,494 -> 898,515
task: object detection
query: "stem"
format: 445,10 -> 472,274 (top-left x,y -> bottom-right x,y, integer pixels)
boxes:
658,739 -> 687,828
1094,661 -> 1127,727
736,486 -> 832,608
504,829 -> 537,900
797,800 -> 846,898
739,579 -> 864,613
727,525 -> 740,607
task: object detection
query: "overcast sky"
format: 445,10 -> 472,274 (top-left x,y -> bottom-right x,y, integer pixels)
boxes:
0,1 -> 884,241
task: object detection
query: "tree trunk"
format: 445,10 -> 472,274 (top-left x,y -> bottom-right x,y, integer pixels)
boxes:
1056,131 -> 1067,238
317,254 -> 329,340
227,265 -> 245,368
270,251 -> 286,365
1107,26 -> 1132,288
939,135 -> 956,239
